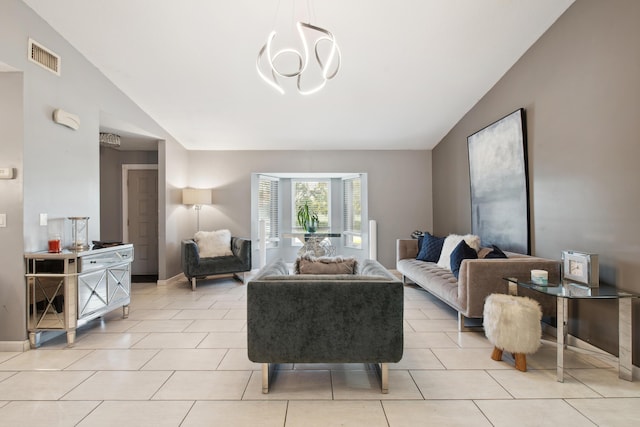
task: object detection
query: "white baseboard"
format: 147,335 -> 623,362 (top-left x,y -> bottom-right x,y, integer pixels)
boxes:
156,273 -> 186,286
0,340 -> 31,352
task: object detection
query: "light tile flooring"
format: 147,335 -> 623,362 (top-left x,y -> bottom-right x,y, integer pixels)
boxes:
1,274 -> 639,426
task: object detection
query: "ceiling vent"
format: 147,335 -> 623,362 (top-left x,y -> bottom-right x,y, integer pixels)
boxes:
28,38 -> 60,75
99,132 -> 121,148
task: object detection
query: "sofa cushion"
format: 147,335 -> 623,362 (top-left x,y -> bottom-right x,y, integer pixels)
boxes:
484,244 -> 508,259
450,240 -> 478,279
295,254 -> 358,275
437,234 -> 480,270
194,230 -> 233,258
416,232 -> 445,262
254,258 -> 290,280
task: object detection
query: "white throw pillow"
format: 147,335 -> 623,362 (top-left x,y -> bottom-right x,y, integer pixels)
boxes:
436,234 -> 481,270
194,229 -> 233,258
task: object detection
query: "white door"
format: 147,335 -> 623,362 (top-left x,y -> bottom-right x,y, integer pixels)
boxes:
127,169 -> 158,275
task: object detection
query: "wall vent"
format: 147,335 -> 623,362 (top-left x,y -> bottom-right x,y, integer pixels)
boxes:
28,38 -> 60,75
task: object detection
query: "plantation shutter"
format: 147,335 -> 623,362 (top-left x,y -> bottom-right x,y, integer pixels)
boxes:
343,176 -> 362,248
258,175 -> 279,247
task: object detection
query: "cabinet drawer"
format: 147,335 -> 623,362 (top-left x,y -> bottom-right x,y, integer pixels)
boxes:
78,246 -> 133,272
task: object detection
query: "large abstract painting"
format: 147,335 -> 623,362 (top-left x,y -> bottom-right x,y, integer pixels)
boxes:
467,108 -> 530,254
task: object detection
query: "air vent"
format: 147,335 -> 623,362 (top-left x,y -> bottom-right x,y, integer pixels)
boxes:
28,38 -> 60,75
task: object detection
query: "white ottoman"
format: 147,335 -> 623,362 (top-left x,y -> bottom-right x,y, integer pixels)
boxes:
483,293 -> 542,371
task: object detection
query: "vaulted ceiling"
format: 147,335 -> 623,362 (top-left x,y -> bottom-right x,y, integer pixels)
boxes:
23,0 -> 574,150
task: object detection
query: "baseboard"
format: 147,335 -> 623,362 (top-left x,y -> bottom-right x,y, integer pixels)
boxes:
156,273 -> 186,286
0,340 -> 31,352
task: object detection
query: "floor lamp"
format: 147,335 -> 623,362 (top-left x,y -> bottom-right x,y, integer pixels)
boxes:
182,188 -> 212,231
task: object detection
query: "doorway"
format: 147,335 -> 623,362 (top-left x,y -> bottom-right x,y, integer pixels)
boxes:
122,165 -> 159,277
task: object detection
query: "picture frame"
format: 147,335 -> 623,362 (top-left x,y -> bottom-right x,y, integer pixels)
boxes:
562,250 -> 599,287
467,109 -> 530,254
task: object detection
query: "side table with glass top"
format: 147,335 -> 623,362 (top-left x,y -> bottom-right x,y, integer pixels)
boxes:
282,232 -> 342,257
503,277 -> 637,382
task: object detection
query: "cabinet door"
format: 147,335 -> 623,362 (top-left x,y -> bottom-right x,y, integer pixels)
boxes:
77,269 -> 108,318
107,263 -> 131,307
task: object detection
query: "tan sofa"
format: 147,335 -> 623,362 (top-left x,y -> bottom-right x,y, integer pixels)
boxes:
396,239 -> 560,331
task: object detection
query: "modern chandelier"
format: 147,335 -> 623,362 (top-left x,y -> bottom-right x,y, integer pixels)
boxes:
256,2 -> 341,95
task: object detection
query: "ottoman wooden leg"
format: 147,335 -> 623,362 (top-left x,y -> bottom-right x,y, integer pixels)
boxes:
491,346 -> 503,361
514,353 -> 527,372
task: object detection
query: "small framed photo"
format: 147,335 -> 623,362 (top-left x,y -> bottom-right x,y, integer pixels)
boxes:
562,250 -> 599,287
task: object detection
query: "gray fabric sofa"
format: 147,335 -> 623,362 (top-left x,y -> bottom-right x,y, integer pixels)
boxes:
247,258 -> 403,394
181,237 -> 251,290
396,239 -> 560,331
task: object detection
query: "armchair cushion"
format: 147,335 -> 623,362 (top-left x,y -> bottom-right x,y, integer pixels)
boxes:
194,229 -> 233,258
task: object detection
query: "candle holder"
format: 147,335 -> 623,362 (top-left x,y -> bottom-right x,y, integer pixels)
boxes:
68,216 -> 90,251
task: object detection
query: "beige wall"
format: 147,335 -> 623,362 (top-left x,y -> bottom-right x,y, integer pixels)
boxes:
178,150 -> 432,272
433,0 -> 640,364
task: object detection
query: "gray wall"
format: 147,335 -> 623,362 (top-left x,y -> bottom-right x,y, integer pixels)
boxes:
433,0 -> 640,364
0,72 -> 25,348
100,147 -> 158,242
0,0 -> 182,345
181,150 -> 432,271
161,140 -> 190,280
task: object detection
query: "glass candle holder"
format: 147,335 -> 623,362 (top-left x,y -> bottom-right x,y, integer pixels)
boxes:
68,216 -> 90,251
48,234 -> 61,253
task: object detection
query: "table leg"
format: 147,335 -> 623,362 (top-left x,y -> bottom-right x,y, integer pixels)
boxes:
556,296 -> 567,382
262,363 -> 269,394
66,329 -> 76,347
619,298 -> 633,381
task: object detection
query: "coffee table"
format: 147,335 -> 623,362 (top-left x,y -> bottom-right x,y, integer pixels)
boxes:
504,277 -> 637,382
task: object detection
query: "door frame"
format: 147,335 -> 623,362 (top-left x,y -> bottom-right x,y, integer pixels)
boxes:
121,164 -> 158,244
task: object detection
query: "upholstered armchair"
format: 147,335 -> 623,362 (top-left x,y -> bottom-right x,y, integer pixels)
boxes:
181,235 -> 251,290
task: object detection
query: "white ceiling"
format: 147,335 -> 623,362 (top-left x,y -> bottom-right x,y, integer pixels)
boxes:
23,0 -> 574,151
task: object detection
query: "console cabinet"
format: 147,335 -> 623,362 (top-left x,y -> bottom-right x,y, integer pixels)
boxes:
25,244 -> 134,348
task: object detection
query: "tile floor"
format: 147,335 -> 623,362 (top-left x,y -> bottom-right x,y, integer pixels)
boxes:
1,273 -> 639,426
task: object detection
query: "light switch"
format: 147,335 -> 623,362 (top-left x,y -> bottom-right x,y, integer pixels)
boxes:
40,213 -> 48,226
0,213 -> 6,227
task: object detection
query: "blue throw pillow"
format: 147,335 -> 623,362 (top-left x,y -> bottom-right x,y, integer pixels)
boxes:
416,232 -> 445,262
485,244 -> 507,259
450,239 -> 478,278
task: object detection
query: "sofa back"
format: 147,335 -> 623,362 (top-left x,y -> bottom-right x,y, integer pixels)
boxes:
247,258 -> 403,363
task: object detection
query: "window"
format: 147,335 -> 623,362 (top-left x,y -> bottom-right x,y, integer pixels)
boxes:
343,176 -> 362,248
258,175 -> 279,248
292,180 -> 330,232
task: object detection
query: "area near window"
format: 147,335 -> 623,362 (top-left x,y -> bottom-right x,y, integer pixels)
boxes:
251,173 -> 368,266
257,175 -> 279,248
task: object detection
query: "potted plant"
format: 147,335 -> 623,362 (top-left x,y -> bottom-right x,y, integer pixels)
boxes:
297,201 -> 319,233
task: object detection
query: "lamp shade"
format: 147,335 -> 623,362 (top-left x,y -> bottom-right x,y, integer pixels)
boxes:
182,188 -> 212,205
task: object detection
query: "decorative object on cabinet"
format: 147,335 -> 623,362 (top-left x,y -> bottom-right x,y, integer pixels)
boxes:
467,108 -> 529,254
68,216 -> 90,251
182,188 -> 212,231
562,250 -> 599,287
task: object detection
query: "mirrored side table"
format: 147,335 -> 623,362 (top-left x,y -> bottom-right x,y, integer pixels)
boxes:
504,277 -> 637,382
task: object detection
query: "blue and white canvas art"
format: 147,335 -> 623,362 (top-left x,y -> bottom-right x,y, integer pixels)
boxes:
467,109 -> 529,254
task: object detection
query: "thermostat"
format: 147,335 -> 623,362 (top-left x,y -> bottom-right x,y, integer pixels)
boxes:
0,168 -> 15,179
